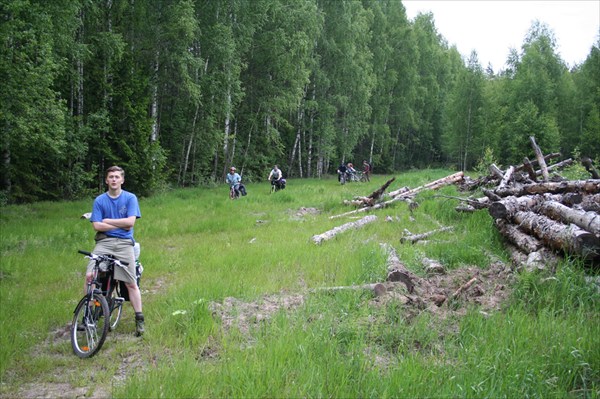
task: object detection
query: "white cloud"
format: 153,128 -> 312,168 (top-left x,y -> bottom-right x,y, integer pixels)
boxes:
403,0 -> 600,70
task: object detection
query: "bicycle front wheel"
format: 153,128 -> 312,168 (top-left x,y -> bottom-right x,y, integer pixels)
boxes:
71,293 -> 109,358
108,286 -> 124,331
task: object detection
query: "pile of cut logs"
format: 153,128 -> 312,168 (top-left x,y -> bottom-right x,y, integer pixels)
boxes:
461,137 -> 599,268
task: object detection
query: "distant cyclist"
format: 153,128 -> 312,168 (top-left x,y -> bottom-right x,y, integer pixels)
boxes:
268,165 -> 285,189
362,160 -> 372,182
226,166 -> 242,198
336,162 -> 347,183
346,163 -> 357,178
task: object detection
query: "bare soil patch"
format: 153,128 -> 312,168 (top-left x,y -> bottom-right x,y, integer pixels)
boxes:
209,261 -> 514,337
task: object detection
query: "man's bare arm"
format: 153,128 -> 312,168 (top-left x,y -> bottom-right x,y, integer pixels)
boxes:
93,216 -> 136,231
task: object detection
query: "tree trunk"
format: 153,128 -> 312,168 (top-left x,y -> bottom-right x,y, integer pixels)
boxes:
498,165 -> 515,190
222,89 -> 232,179
512,211 -> 599,259
311,215 -> 378,244
489,195 -> 547,219
345,178 -> 396,207
489,193 -> 583,220
579,194 -> 600,212
494,218 -> 543,253
489,164 -> 504,180
180,105 -> 200,185
401,226 -> 454,244
529,136 -> 549,181
538,201 -> 600,236
331,172 -> 464,219
495,180 -> 600,198
522,157 -> 537,181
150,51 -> 160,142
389,171 -> 464,198
380,244 -> 417,293
582,157 -> 600,179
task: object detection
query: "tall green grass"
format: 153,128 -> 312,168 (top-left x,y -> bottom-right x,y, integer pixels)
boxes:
1,170 -> 598,398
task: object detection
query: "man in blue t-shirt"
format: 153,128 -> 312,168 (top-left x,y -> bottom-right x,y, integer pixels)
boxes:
86,165 -> 145,336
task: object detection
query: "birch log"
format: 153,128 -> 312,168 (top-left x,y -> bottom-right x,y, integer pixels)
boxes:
311,215 -> 378,244
331,172 -> 464,219
579,194 -> 600,212
538,201 -> 600,236
512,211 -> 599,259
388,171 -> 464,198
494,218 -> 544,253
530,136 -> 549,181
494,180 -> 600,198
401,226 -> 454,244
380,243 -> 418,293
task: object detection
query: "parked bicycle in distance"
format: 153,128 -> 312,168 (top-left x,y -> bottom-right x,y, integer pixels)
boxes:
71,250 -> 128,358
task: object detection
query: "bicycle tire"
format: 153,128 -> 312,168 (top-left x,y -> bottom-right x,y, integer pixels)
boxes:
108,285 -> 123,331
340,174 -> 346,185
71,292 -> 109,358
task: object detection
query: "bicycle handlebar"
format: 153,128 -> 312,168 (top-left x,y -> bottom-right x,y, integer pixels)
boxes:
78,250 -> 129,266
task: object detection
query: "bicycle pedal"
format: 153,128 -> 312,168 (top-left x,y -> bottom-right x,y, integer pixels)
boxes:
114,297 -> 125,303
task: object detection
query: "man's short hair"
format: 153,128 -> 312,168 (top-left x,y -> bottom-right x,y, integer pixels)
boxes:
106,165 -> 125,177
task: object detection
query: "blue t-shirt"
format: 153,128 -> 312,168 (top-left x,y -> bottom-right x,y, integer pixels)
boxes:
90,191 -> 141,241
226,173 -> 241,187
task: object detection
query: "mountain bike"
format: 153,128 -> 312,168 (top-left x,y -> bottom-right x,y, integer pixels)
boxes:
230,185 -> 240,199
71,250 -> 128,358
270,178 -> 286,193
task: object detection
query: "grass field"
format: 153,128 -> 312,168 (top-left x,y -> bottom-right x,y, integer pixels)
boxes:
1,170 -> 598,398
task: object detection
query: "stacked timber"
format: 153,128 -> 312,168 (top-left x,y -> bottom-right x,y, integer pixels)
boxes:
467,137 -> 600,265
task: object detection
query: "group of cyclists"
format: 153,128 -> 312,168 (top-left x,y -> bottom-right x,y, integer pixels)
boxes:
227,160 -> 373,198
227,164 -> 286,199
337,160 -> 372,184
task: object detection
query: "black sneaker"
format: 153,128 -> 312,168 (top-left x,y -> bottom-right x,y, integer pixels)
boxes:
135,317 -> 145,336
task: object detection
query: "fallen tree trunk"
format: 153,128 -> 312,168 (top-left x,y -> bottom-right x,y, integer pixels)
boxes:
330,172 -> 464,219
388,171 -> 464,198
512,211 -> 600,260
582,157 -> 600,179
489,164 -> 504,180
434,194 -> 490,212
311,215 -> 378,244
521,158 -> 537,181
489,195 -> 546,220
579,194 -> 600,212
498,166 -> 515,190
538,158 -> 573,176
530,136 -> 550,181
344,177 -> 396,207
495,218 -> 544,253
538,201 -> 600,236
380,243 -> 417,293
494,179 -> 600,198
489,193 -> 584,220
515,152 -> 561,173
401,226 -> 454,244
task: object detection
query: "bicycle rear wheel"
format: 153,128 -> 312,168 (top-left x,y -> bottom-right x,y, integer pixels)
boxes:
71,292 -> 109,358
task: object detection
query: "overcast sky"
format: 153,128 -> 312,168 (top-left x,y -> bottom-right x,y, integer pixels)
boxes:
402,0 -> 600,71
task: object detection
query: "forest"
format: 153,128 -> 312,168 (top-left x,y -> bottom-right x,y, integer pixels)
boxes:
1,0 -> 599,204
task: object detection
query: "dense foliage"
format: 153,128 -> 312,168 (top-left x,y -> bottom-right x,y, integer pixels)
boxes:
1,0 -> 598,203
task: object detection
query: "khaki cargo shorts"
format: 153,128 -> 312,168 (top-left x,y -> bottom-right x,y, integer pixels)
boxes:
86,237 -> 136,284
